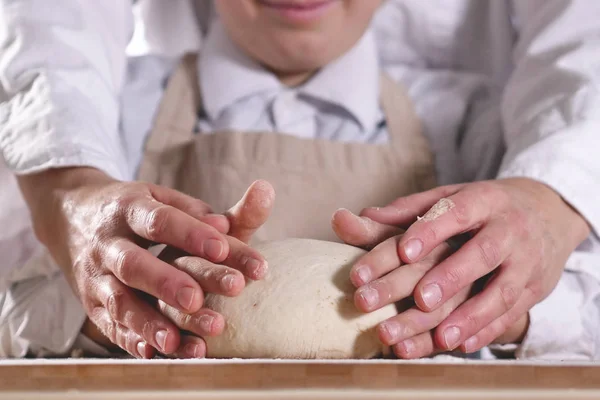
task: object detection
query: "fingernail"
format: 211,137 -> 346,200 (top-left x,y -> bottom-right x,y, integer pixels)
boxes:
400,339 -> 415,356
176,287 -> 196,311
359,287 -> 379,309
355,265 -> 371,286
203,239 -> 224,260
199,315 -> 215,333
443,326 -> 461,349
184,344 -> 200,358
220,274 -> 236,292
246,258 -> 266,278
137,342 -> 148,358
403,239 -> 423,261
379,322 -> 401,343
155,330 -> 168,352
421,283 -> 442,308
464,336 -> 478,353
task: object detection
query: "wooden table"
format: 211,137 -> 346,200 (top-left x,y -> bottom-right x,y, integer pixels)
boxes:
1,359 -> 599,399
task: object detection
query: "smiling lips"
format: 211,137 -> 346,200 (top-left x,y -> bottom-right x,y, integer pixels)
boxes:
258,0 -> 339,24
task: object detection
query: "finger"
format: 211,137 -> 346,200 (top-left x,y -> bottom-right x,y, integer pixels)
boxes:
392,331 -> 438,360
158,300 -> 226,338
413,220 -> 514,312
93,275 -> 181,354
377,285 -> 470,346
350,235 -> 402,289
170,335 -> 207,359
432,260 -> 528,351
106,239 -> 205,313
458,287 -> 536,354
126,196 -> 229,263
92,309 -> 157,359
332,208 -> 403,249
162,250 -> 246,297
353,241 -> 452,311
201,214 -> 230,234
360,184 -> 464,227
398,184 -> 501,264
225,180 -> 275,244
221,235 -> 269,280
149,184 -> 212,219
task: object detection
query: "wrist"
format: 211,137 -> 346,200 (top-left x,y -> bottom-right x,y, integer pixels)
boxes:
500,177 -> 591,246
16,167 -> 118,275
17,167 -> 115,234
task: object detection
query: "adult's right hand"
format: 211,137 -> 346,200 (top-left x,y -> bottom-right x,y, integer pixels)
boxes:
17,167 -> 269,358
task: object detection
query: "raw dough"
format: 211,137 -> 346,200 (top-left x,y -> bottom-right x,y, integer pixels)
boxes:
204,238 -> 397,359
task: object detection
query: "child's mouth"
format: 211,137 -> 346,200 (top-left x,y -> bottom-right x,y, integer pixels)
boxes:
258,0 -> 338,24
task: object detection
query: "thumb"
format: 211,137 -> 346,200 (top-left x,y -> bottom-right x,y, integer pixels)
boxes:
332,208 -> 403,249
225,180 -> 275,244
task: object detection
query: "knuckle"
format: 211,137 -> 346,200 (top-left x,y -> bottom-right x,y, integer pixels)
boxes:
113,248 -> 141,284
142,320 -> 156,341
106,290 -> 128,322
103,321 -> 118,344
464,312 -> 481,332
474,236 -> 502,272
183,228 -> 202,254
527,283 -> 544,300
498,285 -> 520,313
114,192 -> 136,212
154,275 -> 172,302
450,201 -> 471,227
420,224 -> 439,245
442,266 -> 464,289
176,312 -> 194,331
476,181 -> 499,201
145,206 -> 170,240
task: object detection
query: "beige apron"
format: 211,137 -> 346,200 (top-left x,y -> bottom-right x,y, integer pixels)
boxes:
138,54 -> 437,243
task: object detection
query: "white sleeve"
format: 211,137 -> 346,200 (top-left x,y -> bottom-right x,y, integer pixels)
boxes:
513,253 -> 600,361
0,0 -> 134,180
0,252 -> 86,358
498,0 -> 600,236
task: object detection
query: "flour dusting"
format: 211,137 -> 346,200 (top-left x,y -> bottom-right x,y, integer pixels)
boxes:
420,198 -> 455,222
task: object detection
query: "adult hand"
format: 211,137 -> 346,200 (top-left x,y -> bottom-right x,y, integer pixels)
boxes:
153,180 -> 275,359
17,167 -> 272,358
333,207 -> 530,359
360,178 -> 590,354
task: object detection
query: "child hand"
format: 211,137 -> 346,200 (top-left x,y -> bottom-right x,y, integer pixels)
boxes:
333,208 -> 471,358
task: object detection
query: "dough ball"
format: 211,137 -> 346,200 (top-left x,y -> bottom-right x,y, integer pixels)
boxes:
204,238 -> 397,359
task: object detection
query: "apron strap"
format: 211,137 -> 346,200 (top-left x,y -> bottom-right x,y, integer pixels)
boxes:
379,73 -> 438,189
138,53 -> 201,183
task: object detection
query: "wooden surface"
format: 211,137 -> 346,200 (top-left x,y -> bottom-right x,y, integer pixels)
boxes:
0,359 -> 599,399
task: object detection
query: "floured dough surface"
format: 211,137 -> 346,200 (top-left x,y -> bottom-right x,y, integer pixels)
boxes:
204,238 -> 397,359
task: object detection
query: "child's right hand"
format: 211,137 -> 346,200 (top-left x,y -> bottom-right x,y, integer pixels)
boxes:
17,167 -> 274,358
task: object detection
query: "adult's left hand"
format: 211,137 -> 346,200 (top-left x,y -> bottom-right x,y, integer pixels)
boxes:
356,177 -> 590,354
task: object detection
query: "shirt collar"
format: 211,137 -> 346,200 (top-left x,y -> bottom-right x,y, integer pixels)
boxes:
199,20 -> 381,133
199,20 -> 283,121
298,29 -> 381,133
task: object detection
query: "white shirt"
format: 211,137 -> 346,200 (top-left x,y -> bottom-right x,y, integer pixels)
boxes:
1,0 -> 600,361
